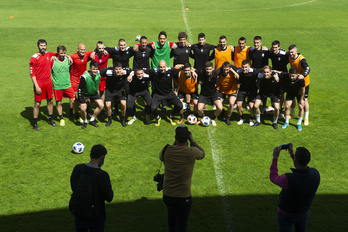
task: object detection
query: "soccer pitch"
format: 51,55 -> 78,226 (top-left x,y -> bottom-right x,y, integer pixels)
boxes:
0,0 -> 347,231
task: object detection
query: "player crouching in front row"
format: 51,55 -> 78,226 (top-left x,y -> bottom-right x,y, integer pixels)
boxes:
78,61 -> 104,129
278,67 -> 305,131
253,66 -> 281,130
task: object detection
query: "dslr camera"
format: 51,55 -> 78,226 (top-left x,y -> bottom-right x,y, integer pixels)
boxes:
153,171 -> 164,191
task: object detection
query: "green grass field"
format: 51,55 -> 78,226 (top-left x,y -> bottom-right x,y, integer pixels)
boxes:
0,0 -> 347,231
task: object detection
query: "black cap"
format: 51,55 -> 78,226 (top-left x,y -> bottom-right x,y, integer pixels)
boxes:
175,125 -> 189,143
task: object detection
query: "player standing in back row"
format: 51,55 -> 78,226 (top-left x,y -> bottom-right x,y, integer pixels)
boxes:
51,45 -> 76,127
289,44 -> 311,126
29,39 -> 57,131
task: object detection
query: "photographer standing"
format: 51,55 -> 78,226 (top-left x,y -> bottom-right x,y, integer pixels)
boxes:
159,125 -> 205,232
270,144 -> 320,232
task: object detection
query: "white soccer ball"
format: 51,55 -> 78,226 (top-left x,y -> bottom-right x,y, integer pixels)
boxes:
72,142 -> 84,154
187,114 -> 197,125
136,35 -> 141,41
201,116 -> 211,127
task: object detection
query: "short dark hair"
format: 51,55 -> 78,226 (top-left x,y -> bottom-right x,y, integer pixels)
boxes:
90,144 -> 107,159
90,61 -> 99,68
96,41 -> 104,46
175,125 -> 189,143
158,31 -> 167,38
140,36 -> 147,41
238,37 -> 246,42
198,33 -> 205,39
135,66 -> 144,72
272,40 -> 280,46
113,62 -> 122,68
37,39 -> 47,46
254,36 -> 262,41
205,61 -> 213,68
288,44 -> 297,51
263,65 -> 272,71
57,45 -> 66,53
118,39 -> 126,43
289,67 -> 298,74
184,63 -> 191,69
295,147 -> 311,166
222,61 -> 231,69
178,32 -> 188,39
242,60 -> 250,66
219,35 -> 227,40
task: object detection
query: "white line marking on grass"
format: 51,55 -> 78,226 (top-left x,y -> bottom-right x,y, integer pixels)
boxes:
45,0 -> 317,13
179,1 -> 233,229
208,127 -> 233,232
179,0 -> 193,44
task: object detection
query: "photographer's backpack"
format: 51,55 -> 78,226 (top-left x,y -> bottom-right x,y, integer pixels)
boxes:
70,166 -> 101,220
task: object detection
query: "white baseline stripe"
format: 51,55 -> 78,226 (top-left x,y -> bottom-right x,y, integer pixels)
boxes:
179,0 -> 193,44
45,0 -> 317,13
208,128 -> 233,232
179,1 -> 233,229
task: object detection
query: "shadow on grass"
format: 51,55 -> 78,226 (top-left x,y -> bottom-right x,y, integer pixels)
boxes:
0,194 -> 346,232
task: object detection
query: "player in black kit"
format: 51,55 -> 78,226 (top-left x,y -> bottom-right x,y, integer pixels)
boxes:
236,60 -> 262,126
170,32 -> 191,66
99,63 -> 134,127
269,40 -> 290,118
190,33 -> 215,71
132,36 -> 152,70
253,66 -> 281,130
278,67 -> 305,131
126,67 -> 152,125
144,60 -> 186,126
105,39 -> 135,68
197,61 -> 223,126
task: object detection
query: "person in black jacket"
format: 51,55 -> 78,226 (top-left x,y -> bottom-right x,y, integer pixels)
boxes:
270,143 -> 320,232
70,144 -> 114,232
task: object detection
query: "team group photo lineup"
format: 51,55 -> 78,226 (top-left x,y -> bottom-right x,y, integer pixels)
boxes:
30,31 -> 311,131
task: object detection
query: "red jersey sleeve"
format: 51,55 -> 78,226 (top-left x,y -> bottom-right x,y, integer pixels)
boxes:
86,51 -> 94,61
168,42 -> 175,48
29,55 -> 37,77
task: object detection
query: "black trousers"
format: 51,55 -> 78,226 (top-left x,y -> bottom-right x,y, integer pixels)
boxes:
163,195 -> 192,232
127,90 -> 152,116
151,92 -> 183,117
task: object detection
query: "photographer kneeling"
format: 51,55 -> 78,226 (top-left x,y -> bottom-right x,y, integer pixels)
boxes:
159,125 -> 205,232
270,143 -> 320,232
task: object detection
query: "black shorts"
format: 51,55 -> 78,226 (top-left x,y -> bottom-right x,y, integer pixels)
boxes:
286,92 -> 304,103
198,93 -> 221,104
178,90 -> 199,101
80,93 -> 101,104
237,90 -> 257,103
105,89 -> 126,102
151,92 -> 183,113
256,93 -> 280,103
218,91 -> 237,100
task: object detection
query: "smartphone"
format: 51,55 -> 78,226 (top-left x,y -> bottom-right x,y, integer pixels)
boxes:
280,144 -> 290,150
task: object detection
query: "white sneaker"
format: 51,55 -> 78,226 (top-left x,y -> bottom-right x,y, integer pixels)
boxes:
249,119 -> 254,126
211,119 -> 217,126
237,118 -> 245,125
213,105 -> 217,110
128,116 -> 136,125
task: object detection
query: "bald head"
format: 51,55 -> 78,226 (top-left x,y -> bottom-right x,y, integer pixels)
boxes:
77,43 -> 86,57
158,60 -> 167,74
